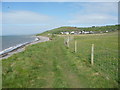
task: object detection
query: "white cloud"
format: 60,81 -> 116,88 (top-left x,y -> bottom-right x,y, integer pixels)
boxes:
2,24 -> 62,35
1,2 -> 118,35
76,2 -> 118,14
2,10 -> 58,35
68,14 -> 117,25
0,12 -> 2,36
3,11 -> 53,24
2,0 -> 120,2
68,2 -> 118,25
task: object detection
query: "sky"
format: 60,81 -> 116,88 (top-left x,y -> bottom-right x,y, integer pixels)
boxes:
0,2 -> 118,35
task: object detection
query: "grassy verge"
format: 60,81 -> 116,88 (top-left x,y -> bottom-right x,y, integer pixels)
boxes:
2,31 -> 118,88
68,31 -> 118,88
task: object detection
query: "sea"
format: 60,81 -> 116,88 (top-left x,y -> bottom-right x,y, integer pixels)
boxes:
0,35 -> 36,51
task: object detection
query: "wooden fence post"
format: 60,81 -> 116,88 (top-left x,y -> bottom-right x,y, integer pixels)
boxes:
91,44 -> 94,65
67,36 -> 69,48
75,40 -> 77,53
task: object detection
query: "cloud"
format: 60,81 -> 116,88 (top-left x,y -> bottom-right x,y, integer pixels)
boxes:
2,24 -> 62,35
68,2 -> 118,25
3,11 -> 53,24
2,25 -> 47,35
76,2 -> 118,14
1,2 -> 118,35
2,10 -> 59,35
68,14 -> 117,25
0,12 -> 2,36
2,0 -> 120,2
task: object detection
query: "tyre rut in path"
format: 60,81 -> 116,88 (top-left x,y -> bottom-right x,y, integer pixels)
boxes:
52,40 -> 84,88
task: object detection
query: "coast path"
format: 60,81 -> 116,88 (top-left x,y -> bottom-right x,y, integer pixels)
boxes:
0,36 -> 49,60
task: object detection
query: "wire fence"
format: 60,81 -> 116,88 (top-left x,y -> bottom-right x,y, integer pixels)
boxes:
64,35 -> 118,83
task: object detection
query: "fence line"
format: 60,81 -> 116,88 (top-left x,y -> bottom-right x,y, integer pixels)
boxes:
64,36 -> 118,81
63,36 -> 118,85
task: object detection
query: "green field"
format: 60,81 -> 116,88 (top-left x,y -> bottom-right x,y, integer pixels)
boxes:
2,31 -> 118,88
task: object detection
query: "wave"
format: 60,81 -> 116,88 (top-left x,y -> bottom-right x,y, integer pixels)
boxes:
0,37 -> 39,56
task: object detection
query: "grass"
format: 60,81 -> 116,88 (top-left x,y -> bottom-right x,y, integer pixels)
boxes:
2,31 -> 119,88
68,31 -> 118,87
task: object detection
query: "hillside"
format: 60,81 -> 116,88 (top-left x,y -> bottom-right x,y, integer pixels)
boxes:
37,24 -> 119,36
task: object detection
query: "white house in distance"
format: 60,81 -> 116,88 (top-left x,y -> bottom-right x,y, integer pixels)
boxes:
60,32 -> 64,34
106,31 -> 108,33
61,32 -> 70,35
83,31 -> 90,34
60,30 -> 96,35
65,32 -> 69,35
70,31 -> 75,34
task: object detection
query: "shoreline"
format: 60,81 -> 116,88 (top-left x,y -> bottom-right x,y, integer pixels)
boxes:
0,36 -> 50,60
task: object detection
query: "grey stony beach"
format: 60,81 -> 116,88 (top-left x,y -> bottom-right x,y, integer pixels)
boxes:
0,36 -> 49,60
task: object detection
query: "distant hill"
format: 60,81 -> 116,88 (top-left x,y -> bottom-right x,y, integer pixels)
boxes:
37,24 -> 119,36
